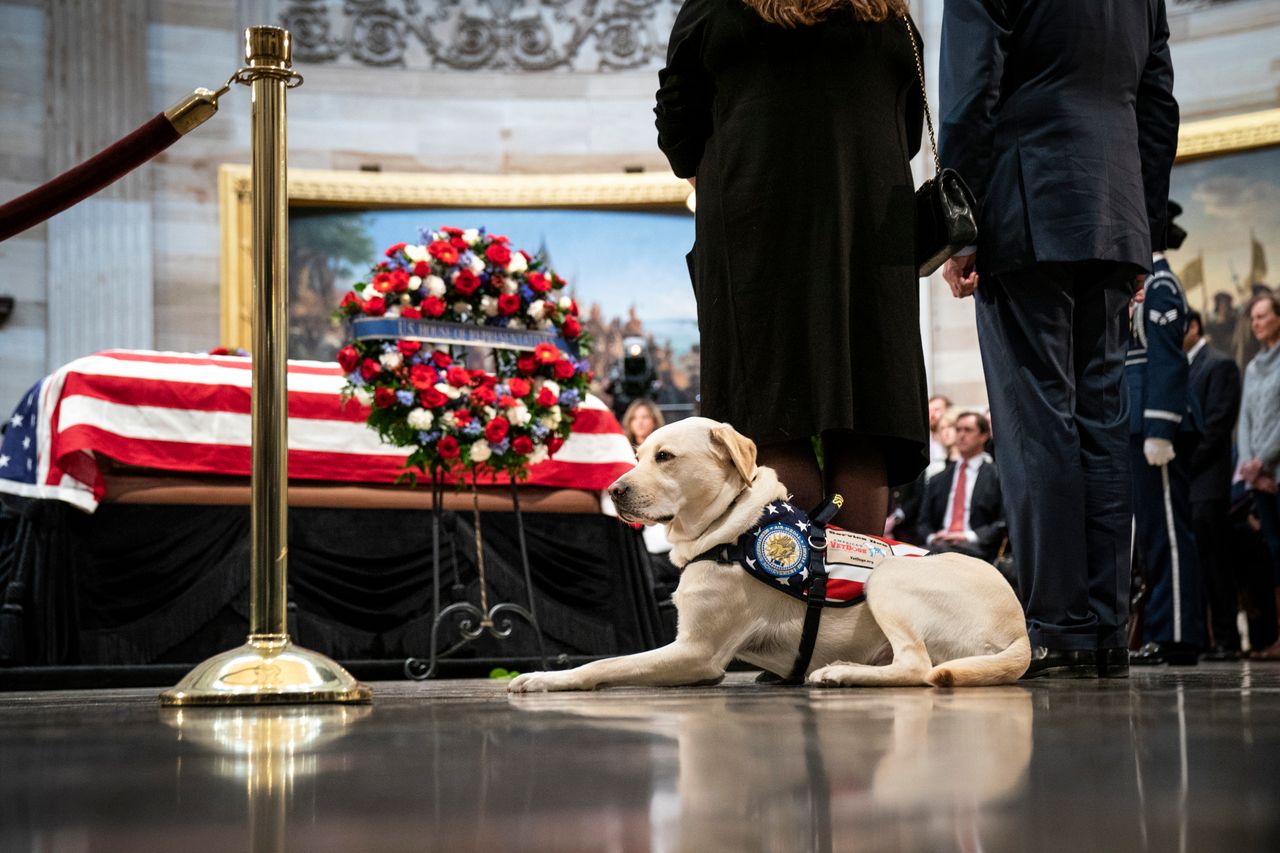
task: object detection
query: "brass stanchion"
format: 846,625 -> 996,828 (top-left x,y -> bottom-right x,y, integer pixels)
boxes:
161,27 -> 370,706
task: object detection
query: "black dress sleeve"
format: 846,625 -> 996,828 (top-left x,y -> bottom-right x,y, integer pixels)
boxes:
905,20 -> 925,162
655,0 -> 715,179
1137,0 -> 1179,251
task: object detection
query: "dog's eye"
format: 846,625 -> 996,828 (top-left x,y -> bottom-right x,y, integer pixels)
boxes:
654,450 -> 675,462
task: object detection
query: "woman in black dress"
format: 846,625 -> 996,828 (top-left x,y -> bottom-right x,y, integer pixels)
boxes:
655,0 -> 929,534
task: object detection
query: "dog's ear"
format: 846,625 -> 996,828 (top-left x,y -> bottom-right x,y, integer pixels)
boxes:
711,423 -> 757,486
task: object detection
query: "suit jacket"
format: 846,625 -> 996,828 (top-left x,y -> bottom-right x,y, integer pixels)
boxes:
1126,258 -> 1203,439
917,458 -> 1006,561
1188,342 -> 1243,503
937,0 -> 1179,274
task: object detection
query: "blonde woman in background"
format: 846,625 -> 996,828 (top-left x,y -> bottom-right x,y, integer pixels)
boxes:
622,399 -> 665,450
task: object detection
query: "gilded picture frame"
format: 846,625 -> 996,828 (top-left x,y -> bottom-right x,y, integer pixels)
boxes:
217,165 -> 694,351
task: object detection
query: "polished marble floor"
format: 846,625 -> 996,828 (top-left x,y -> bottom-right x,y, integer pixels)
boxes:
1,665 -> 1278,852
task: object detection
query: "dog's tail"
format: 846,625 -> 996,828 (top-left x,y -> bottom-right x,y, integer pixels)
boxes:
926,634 -> 1032,687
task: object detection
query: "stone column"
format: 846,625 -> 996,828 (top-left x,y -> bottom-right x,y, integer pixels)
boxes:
45,0 -> 154,368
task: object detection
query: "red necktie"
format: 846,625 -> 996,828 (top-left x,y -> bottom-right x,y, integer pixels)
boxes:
947,463 -> 968,533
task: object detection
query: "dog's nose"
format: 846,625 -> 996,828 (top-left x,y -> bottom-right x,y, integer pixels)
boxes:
609,481 -> 629,501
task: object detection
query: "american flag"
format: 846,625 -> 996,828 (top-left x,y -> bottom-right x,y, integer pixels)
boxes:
0,350 -> 637,513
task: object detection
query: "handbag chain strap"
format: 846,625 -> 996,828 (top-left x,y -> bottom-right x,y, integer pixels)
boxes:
902,13 -> 941,173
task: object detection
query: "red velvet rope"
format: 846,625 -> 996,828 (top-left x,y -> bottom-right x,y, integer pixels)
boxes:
0,113 -> 181,242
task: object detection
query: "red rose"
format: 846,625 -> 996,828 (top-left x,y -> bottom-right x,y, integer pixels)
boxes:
413,261 -> 431,277
497,293 -> 520,316
390,269 -> 410,292
437,435 -> 460,459
396,340 -> 421,358
526,272 -> 551,294
507,377 -> 531,397
477,372 -> 497,388
410,364 -> 437,389
450,236 -> 468,251
471,386 -> 497,406
490,234 -> 509,244
384,242 -> 407,258
446,366 -> 471,388
339,291 -> 362,311
422,296 -> 446,317
453,269 -> 480,295
498,395 -> 517,408
363,296 -> 386,316
512,435 -> 534,455
488,275 -> 505,293
485,243 -> 512,266
566,298 -> 579,317
400,305 -> 422,319
428,240 -> 459,265
337,345 -> 359,373
374,387 -> 397,408
431,351 -> 452,368
534,342 -> 560,365
453,409 -> 472,426
562,316 -> 581,338
360,358 -> 381,381
441,226 -> 463,236
372,271 -> 392,292
553,359 -> 575,380
484,417 -> 510,443
547,435 -> 565,456
421,387 -> 447,408
536,386 -> 557,407
516,354 -> 536,374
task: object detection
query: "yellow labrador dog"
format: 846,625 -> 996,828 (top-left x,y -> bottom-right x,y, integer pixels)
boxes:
508,418 -> 1029,693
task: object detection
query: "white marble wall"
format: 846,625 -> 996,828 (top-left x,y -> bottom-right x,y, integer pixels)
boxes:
1,0 -> 1278,415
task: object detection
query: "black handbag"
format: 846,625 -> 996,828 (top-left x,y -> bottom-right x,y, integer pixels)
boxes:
903,15 -> 978,278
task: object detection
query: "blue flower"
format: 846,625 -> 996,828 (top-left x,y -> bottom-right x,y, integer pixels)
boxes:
396,390 -> 415,406
381,342 -> 397,353
348,371 -> 365,387
577,357 -> 591,372
419,430 -> 441,444
519,285 -> 535,302
459,251 -> 477,267
491,438 -> 511,455
417,227 -> 433,243
558,389 -> 580,407
494,384 -> 510,397
532,424 -> 550,441
479,272 -> 491,284
463,421 -> 484,437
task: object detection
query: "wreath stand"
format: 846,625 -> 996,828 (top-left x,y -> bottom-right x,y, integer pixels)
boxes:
403,466 -> 551,680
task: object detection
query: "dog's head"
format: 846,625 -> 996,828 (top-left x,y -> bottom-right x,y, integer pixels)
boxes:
608,417 -> 757,527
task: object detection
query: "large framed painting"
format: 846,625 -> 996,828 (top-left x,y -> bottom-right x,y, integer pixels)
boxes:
1168,107 -> 1280,369
219,166 -> 698,418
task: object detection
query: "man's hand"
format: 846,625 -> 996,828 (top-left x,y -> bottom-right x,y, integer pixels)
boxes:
1241,458 -> 1265,484
1143,437 -> 1175,467
1256,474 -> 1279,495
932,530 -> 969,544
942,254 -> 979,298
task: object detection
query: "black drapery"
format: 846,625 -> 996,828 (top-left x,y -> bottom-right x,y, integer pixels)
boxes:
0,497 -> 668,668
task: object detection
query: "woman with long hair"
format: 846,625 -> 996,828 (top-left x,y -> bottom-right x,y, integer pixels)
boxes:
621,398 -> 665,449
655,0 -> 928,532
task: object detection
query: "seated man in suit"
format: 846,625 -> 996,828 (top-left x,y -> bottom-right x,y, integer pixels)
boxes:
917,411 -> 1006,561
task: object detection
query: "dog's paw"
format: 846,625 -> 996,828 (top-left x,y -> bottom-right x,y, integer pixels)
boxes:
807,662 -> 861,687
507,671 -> 584,694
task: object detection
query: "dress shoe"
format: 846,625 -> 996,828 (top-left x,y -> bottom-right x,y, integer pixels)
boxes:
1097,647 -> 1129,678
1201,644 -> 1240,662
1130,642 -> 1200,666
1020,646 -> 1097,679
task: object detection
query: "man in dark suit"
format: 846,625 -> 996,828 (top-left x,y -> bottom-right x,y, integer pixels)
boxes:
916,412 -> 1006,561
1184,309 -> 1244,659
938,0 -> 1179,678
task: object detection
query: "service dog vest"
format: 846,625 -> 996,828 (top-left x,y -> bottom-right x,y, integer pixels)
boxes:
696,501 -> 929,607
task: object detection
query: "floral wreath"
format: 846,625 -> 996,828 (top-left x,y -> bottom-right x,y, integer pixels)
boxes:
333,227 -> 592,483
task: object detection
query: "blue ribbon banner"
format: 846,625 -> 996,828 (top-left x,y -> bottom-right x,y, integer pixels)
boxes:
349,316 -> 574,354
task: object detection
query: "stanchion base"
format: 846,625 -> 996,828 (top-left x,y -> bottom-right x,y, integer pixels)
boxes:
159,636 -> 372,706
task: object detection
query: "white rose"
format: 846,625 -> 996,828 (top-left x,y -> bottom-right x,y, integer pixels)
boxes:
506,253 -> 528,274
441,410 -> 457,428
539,319 -> 555,331
539,415 -> 557,431
542,380 -> 561,398
408,275 -> 422,291
470,439 -> 492,462
435,382 -> 461,400
529,446 -> 549,465
463,228 -> 480,246
403,244 -> 428,263
508,319 -> 525,330
558,296 -> 573,311
469,254 -> 486,273
407,408 -> 434,430
508,403 -> 531,427
354,387 -> 374,406
384,306 -> 400,318
426,275 -> 446,297
484,406 -> 497,420
379,352 -> 403,371
480,296 -> 499,317
527,299 -> 546,320
502,278 -> 519,295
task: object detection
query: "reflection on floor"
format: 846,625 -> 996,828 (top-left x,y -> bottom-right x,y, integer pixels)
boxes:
1,666 -> 1278,851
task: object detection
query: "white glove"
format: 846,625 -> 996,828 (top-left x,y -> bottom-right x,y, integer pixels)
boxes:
1144,437 -> 1175,467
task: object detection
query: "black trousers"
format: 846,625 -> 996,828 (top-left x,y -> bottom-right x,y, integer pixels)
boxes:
976,261 -> 1133,651
1193,497 -> 1239,649
1132,435 -> 1205,648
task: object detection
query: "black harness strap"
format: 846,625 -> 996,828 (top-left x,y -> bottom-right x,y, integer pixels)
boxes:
782,495 -> 842,685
